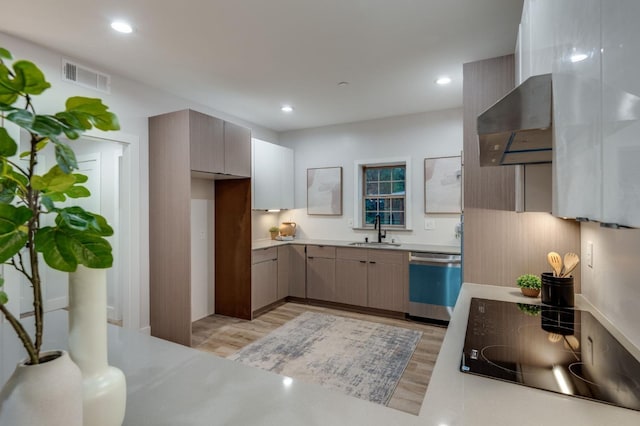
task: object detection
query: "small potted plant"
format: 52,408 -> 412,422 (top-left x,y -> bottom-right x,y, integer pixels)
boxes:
269,226 -> 279,240
517,274 -> 542,297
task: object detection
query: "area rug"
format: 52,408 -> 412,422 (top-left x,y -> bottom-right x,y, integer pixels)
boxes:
228,312 -> 422,405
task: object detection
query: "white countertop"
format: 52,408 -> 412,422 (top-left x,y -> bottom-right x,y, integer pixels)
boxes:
252,238 -> 461,254
2,284 -> 638,425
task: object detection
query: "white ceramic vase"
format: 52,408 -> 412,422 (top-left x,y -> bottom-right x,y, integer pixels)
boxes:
69,266 -> 127,426
0,350 -> 83,426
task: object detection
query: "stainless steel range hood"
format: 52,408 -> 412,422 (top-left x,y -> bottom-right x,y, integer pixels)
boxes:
477,73 -> 552,167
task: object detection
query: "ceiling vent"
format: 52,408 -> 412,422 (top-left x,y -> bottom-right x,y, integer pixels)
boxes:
61,59 -> 111,93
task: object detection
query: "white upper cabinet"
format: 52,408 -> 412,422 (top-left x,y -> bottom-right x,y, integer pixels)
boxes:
517,0 -> 556,83
252,139 -> 294,210
601,0 -> 640,227
552,0 -> 602,221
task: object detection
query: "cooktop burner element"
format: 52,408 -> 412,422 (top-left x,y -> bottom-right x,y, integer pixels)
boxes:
460,298 -> 640,412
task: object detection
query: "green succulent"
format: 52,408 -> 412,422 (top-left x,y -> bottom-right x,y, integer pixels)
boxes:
517,303 -> 541,316
516,273 -> 542,289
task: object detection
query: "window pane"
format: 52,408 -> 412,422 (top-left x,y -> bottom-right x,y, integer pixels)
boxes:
381,212 -> 391,225
392,167 -> 405,181
391,212 -> 404,225
378,182 -> 391,195
392,198 -> 404,211
366,182 -> 378,195
379,168 -> 392,181
365,212 -> 377,224
377,198 -> 386,211
365,198 -> 378,211
365,168 -> 379,182
392,181 -> 405,194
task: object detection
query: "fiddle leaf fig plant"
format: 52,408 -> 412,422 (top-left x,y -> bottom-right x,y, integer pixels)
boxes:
0,47 -> 119,365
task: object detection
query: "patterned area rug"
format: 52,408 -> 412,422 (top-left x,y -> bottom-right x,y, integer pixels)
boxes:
228,312 -> 422,405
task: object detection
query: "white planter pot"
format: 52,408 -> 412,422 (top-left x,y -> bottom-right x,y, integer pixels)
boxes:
0,350 -> 83,426
69,266 -> 126,426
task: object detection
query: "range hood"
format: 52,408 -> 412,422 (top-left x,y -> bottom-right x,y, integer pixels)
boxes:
477,73 -> 552,166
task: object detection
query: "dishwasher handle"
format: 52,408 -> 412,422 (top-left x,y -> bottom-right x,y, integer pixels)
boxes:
409,253 -> 461,265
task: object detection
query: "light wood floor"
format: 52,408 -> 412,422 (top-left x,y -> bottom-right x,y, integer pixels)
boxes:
192,302 -> 446,415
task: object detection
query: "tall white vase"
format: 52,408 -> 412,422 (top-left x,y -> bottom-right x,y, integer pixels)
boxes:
0,350 -> 83,426
69,266 -> 126,426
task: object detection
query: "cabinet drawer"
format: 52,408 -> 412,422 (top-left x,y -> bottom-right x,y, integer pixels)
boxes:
367,249 -> 406,265
336,247 -> 368,261
307,245 -> 336,259
252,247 -> 278,264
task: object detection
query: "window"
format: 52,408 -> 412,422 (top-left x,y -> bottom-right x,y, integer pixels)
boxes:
363,165 -> 406,227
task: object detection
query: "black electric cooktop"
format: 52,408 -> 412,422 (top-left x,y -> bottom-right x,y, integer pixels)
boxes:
460,298 -> 640,412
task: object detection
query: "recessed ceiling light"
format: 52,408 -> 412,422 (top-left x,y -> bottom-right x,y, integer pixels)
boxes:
570,53 -> 588,63
281,105 -> 294,113
435,76 -> 452,85
111,21 -> 133,34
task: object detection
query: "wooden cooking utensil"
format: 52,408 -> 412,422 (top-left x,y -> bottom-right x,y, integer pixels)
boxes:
547,251 -> 563,277
562,252 -> 580,278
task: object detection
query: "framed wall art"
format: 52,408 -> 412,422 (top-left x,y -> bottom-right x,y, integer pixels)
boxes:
424,156 -> 462,214
307,166 -> 343,215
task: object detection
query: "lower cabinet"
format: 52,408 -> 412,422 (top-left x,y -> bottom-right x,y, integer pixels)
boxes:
283,245 -> 306,298
306,246 -> 336,301
366,250 -> 407,312
252,247 -> 278,313
335,248 -> 368,306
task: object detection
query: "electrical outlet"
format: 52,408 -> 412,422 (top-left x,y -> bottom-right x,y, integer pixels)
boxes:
586,241 -> 593,268
424,218 -> 436,230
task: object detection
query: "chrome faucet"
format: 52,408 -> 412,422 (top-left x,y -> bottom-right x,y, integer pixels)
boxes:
374,214 -> 387,243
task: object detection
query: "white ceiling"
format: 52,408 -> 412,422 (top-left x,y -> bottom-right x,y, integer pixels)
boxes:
0,0 -> 523,132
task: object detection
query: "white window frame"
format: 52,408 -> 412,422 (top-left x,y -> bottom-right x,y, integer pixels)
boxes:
353,157 -> 412,230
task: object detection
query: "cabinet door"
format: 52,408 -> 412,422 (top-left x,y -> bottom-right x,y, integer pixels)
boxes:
224,121 -> 251,177
306,257 -> 335,302
277,246 -> 289,300
601,0 -> 640,227
552,0 -> 602,220
335,259 -> 367,306
189,110 -> 224,174
367,250 -> 406,312
252,259 -> 278,312
288,245 -> 307,298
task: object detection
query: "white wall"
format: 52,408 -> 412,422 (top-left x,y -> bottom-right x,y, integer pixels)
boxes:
190,180 -> 215,321
276,108 -> 463,246
1,32 -> 278,331
581,222 -> 640,349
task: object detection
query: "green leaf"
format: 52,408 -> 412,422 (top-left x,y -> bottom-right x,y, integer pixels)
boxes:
40,195 -> 55,212
0,291 -> 7,305
0,127 -> 17,156
12,60 -> 50,95
0,204 -> 31,263
64,185 -> 90,198
6,109 -> 34,129
54,143 -> 77,173
73,173 -> 88,184
31,165 -> 75,192
88,213 -> 114,236
30,115 -> 63,138
0,178 -> 17,203
65,97 -> 120,131
35,226 -> 113,271
0,48 -> 12,60
55,208 -> 113,236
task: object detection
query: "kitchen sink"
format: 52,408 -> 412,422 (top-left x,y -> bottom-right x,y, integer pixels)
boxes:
348,242 -> 401,248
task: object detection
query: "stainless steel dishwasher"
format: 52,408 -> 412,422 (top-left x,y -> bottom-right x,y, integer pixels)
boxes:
408,252 -> 461,322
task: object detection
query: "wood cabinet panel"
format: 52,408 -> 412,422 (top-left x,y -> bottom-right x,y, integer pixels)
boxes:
307,245 -> 336,259
335,259 -> 368,306
252,258 -> 278,311
253,247 -> 278,264
336,247 -> 368,261
276,246 -> 289,300
189,110 -> 224,174
367,260 -> 405,312
224,121 -> 251,177
287,245 -> 307,298
306,256 -> 336,302
463,55 -> 517,210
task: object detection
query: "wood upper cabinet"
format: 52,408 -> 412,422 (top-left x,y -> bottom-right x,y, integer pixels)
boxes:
366,250 -> 407,312
306,245 -> 336,302
189,110 -> 224,174
335,248 -> 368,306
252,248 -> 278,313
224,121 -> 251,177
